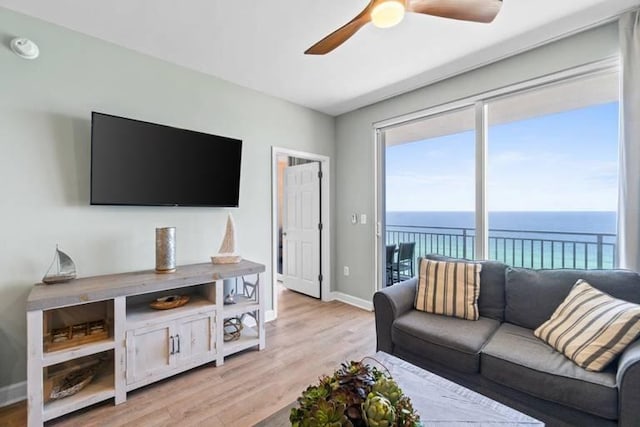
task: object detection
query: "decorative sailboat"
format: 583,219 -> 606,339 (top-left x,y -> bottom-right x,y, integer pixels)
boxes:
211,214 -> 242,264
43,245 -> 77,284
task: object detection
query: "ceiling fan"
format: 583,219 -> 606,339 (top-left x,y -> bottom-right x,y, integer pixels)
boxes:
305,0 -> 503,55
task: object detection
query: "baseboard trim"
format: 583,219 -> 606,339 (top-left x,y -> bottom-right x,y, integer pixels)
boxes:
331,292 -> 373,311
265,310 -> 276,322
0,381 -> 26,408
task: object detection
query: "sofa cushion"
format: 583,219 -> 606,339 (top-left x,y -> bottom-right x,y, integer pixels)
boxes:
425,254 -> 507,321
482,323 -> 618,420
535,279 -> 640,372
505,267 -> 640,330
392,310 -> 500,373
415,258 -> 481,320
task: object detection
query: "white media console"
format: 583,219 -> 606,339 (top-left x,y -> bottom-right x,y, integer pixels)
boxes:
26,260 -> 265,426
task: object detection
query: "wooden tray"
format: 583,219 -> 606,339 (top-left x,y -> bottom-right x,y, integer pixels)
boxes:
44,320 -> 109,352
150,295 -> 190,310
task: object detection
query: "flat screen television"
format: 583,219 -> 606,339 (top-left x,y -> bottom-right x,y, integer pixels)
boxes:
91,112 -> 242,207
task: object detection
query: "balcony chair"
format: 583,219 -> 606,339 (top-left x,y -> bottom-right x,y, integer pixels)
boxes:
394,242 -> 416,283
385,244 -> 397,286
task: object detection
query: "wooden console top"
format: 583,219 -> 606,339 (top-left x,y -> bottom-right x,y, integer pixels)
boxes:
27,260 -> 265,311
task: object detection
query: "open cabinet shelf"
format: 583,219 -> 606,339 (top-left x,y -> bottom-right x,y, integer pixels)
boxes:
42,340 -> 115,368
223,323 -> 260,356
43,370 -> 114,422
127,294 -> 216,328
223,295 -> 260,317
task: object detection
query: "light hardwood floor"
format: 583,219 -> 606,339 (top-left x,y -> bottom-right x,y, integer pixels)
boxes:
0,286 -> 375,427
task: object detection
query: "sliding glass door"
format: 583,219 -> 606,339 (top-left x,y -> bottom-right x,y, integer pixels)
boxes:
384,107 -> 475,285
378,67 -> 619,288
487,71 -> 619,269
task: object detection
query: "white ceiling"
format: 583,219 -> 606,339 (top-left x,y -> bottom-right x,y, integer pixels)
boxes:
1,0 -> 637,116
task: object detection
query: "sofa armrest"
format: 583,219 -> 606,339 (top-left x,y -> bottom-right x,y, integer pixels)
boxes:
373,278 -> 417,353
617,339 -> 640,426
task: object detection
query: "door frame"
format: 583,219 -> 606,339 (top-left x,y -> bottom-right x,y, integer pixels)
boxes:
271,147 -> 331,320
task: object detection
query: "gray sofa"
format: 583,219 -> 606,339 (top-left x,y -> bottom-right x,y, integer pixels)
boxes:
373,254 -> 640,427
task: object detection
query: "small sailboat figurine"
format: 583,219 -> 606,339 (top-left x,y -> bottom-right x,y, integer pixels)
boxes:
43,245 -> 77,284
211,214 -> 242,265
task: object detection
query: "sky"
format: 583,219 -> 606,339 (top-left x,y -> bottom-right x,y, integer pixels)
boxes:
386,101 -> 619,212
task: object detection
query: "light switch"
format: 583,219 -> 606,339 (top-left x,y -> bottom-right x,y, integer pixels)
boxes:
360,214 -> 367,224
351,214 -> 358,224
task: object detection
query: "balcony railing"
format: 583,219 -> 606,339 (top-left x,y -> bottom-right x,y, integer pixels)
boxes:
386,224 -> 616,269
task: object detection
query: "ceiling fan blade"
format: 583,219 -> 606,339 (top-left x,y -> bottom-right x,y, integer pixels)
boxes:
305,2 -> 375,55
407,0 -> 502,23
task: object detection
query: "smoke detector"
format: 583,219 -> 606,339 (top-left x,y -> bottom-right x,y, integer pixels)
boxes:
10,38 -> 39,60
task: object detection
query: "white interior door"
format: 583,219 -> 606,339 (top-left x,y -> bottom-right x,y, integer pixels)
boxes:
283,162 -> 321,298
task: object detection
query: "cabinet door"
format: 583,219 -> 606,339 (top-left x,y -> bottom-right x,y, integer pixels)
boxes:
176,312 -> 216,365
126,322 -> 175,385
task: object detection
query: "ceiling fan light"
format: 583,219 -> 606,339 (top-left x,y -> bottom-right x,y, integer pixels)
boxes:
371,1 -> 406,29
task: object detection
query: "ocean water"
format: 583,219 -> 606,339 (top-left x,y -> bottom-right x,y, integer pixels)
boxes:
386,211 -> 616,234
386,211 -> 616,269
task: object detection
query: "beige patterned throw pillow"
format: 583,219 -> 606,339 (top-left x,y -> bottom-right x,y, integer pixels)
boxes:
414,258 -> 481,321
534,279 -> 640,372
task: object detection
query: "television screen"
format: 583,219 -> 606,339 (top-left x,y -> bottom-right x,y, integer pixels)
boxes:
91,112 -> 242,207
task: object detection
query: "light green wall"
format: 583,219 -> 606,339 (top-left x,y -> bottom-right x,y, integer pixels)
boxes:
0,7 -> 334,389
335,23 -> 619,301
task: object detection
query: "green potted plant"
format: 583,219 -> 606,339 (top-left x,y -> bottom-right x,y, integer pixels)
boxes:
290,360 -> 421,427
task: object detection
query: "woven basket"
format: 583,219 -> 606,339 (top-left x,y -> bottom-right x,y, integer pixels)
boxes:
47,364 -> 99,401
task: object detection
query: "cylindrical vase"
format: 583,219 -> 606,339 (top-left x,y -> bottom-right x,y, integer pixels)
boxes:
156,227 -> 176,273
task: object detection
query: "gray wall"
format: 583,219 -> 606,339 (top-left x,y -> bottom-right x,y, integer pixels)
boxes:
335,23 -> 619,301
0,7 -> 334,390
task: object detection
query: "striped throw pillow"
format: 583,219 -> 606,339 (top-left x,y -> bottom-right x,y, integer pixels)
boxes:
534,279 -> 640,372
414,258 -> 482,321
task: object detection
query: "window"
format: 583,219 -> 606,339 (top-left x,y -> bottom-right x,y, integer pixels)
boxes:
384,107 -> 475,284
380,68 -> 620,287
487,72 -> 619,268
